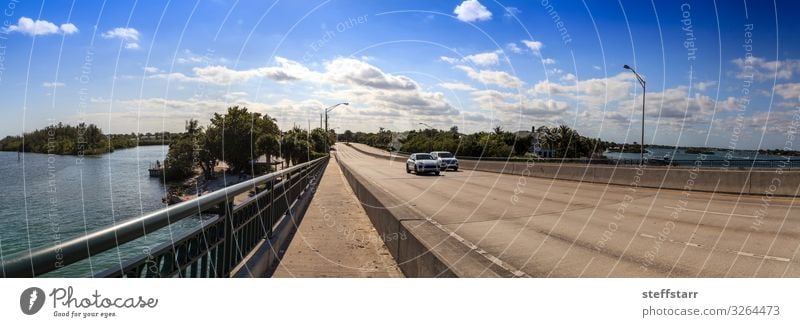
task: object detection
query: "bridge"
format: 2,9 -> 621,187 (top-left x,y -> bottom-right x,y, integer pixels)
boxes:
2,144 -> 798,277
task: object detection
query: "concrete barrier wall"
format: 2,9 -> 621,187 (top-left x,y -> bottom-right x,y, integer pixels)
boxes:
345,144 -> 800,197
460,160 -> 800,197
335,151 -> 514,277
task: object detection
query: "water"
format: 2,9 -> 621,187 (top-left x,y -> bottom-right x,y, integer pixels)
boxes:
604,147 -> 797,166
0,146 -> 203,277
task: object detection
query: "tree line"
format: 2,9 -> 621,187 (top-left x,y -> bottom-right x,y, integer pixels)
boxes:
342,124 -> 614,158
0,122 -> 139,155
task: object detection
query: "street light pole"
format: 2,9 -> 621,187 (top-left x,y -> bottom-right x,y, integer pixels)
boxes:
323,102 -> 349,152
624,64 -> 646,164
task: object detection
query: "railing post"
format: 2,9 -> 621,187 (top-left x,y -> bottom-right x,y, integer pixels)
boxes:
266,178 -> 275,239
216,199 -> 234,278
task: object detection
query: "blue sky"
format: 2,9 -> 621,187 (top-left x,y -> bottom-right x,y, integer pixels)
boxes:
1,0 -> 799,149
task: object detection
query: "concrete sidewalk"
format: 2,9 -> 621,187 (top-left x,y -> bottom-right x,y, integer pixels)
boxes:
272,155 -> 403,277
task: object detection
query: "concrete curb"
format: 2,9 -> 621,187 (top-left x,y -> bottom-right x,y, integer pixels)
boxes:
335,151 -> 515,278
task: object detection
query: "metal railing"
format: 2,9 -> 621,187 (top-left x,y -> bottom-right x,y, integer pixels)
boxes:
1,156 -> 328,278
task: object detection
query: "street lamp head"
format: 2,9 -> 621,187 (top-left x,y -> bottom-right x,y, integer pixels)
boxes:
623,64 -> 631,70
342,102 -> 349,106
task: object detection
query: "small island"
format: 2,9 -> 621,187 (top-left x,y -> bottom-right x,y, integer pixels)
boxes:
0,122 -> 179,155
684,147 -> 716,155
759,148 -> 800,156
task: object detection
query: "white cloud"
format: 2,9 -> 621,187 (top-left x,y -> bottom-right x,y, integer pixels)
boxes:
693,81 -> 716,92
59,23 -> 78,34
102,27 -> 139,41
526,72 -> 748,136
4,17 -> 78,36
775,83 -> 800,99
638,87 -> 719,119
90,97 -> 328,132
152,56 -> 420,89
522,40 -> 543,54
440,56 -> 460,64
144,66 -> 160,74
175,49 -> 228,65
532,73 -> 631,104
158,57 -> 315,84
149,57 -> 458,120
454,0 -> 492,23
506,43 -> 523,54
177,51 -> 205,64
592,65 -> 602,71
503,7 -> 521,18
731,57 -> 800,81
324,57 -> 417,90
439,82 -> 476,91
455,65 -> 523,89
102,27 -> 140,50
464,51 -> 500,66
223,91 -> 249,101
470,89 -> 569,117
541,58 -> 556,65
43,81 -> 65,88
441,51 -> 502,66
711,110 -> 800,136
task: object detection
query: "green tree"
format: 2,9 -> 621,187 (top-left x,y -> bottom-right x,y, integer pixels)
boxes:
206,106 -> 280,173
342,130 -> 354,143
280,127 -> 316,165
309,128 -> 328,153
164,137 -> 195,181
255,133 -> 280,172
163,119 -> 216,181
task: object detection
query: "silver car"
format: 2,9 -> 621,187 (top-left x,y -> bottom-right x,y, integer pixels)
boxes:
406,153 -> 440,175
431,151 -> 459,171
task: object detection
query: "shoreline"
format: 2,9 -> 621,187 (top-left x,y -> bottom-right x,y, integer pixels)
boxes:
0,143 -> 168,156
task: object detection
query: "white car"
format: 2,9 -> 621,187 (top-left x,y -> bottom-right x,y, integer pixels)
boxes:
406,153 -> 440,175
430,151 -> 459,171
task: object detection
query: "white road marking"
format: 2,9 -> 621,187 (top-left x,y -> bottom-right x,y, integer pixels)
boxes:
663,206 -> 758,218
764,256 -> 791,263
637,233 -> 791,263
427,217 -> 531,277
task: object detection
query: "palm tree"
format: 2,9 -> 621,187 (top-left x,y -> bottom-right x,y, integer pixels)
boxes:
280,134 -> 297,166
256,134 -> 280,172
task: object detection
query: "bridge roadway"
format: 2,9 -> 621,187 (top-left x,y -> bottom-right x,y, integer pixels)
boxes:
336,143 -> 800,277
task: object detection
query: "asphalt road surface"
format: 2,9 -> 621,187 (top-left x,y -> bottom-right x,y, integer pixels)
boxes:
336,144 -> 800,277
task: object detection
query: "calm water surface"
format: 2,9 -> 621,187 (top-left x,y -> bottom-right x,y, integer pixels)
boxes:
0,145 -> 204,277
604,147 -> 796,164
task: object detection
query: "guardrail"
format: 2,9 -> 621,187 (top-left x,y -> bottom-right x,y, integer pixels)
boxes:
1,156 -> 328,277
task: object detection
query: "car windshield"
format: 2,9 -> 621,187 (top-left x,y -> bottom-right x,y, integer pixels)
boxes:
415,154 -> 433,160
435,152 -> 453,158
